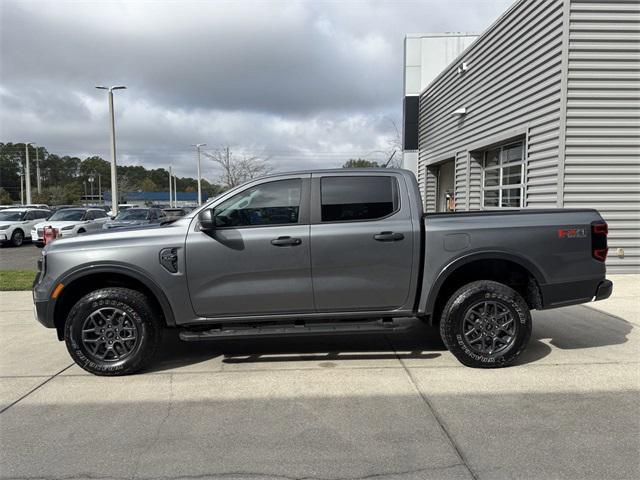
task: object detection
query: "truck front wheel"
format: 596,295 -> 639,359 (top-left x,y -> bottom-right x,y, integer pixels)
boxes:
64,287 -> 163,376
440,280 -> 531,368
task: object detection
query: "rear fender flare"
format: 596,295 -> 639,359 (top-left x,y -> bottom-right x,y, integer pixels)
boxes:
423,250 -> 547,315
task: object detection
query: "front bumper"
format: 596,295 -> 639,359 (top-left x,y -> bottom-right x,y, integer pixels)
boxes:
594,279 -> 613,302
33,299 -> 54,328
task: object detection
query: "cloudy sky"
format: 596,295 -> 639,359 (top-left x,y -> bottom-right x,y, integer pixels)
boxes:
1,0 -> 511,180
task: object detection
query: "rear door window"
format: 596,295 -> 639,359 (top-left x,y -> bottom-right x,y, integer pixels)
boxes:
320,176 -> 399,222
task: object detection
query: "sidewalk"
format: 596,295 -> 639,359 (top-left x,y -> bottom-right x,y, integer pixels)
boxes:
0,276 -> 638,479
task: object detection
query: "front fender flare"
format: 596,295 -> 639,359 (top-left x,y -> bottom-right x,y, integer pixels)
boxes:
54,262 -> 176,327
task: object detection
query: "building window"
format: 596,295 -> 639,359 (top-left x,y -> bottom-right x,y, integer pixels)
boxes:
482,141 -> 525,208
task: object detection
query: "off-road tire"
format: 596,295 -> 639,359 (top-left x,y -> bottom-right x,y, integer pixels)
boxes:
440,280 -> 531,368
11,229 -> 24,247
64,287 -> 163,376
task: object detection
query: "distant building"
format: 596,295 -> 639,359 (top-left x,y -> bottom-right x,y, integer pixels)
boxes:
402,0 -> 639,273
103,191 -> 207,207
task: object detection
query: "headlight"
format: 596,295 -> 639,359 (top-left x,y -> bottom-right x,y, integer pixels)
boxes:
0,225 -> 9,230
37,252 -> 47,282
61,225 -> 74,231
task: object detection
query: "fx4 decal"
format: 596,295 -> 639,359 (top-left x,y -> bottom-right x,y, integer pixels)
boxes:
558,228 -> 586,239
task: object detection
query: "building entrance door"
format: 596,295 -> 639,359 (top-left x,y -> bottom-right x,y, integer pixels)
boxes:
437,160 -> 455,212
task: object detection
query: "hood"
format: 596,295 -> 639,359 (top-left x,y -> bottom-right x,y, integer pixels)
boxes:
33,221 -> 82,230
104,219 -> 150,229
43,219 -> 189,253
0,220 -> 27,228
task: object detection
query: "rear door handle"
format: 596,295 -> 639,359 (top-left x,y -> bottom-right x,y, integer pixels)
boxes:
374,231 -> 404,242
271,236 -> 302,247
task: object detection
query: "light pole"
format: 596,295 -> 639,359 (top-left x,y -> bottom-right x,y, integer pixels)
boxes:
191,143 -> 206,205
88,175 -> 95,200
173,174 -> 177,206
96,85 -> 126,216
24,142 -> 34,204
19,171 -> 24,205
35,147 -> 42,194
168,166 -> 173,208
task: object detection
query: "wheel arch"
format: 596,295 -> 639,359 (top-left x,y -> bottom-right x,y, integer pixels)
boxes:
425,251 -> 546,323
52,264 -> 176,340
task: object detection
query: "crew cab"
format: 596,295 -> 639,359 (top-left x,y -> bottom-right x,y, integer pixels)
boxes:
32,169 -> 612,375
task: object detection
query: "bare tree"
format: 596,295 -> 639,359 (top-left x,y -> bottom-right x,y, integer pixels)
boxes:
117,175 -> 136,202
203,147 -> 271,189
384,118 -> 403,168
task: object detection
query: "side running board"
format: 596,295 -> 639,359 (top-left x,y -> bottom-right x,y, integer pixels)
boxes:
179,318 -> 409,341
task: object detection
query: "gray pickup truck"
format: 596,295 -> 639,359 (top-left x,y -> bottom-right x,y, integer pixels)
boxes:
33,169 -> 612,375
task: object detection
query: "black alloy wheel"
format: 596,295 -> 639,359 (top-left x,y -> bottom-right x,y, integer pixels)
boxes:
461,300 -> 517,356
81,307 -> 140,362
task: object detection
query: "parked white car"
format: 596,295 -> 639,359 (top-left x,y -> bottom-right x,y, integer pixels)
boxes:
0,208 -> 51,247
31,208 -> 110,247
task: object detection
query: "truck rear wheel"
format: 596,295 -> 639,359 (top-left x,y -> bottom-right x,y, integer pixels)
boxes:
64,287 -> 163,376
440,280 -> 531,368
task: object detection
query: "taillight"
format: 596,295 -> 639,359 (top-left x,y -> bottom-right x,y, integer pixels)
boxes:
591,221 -> 608,262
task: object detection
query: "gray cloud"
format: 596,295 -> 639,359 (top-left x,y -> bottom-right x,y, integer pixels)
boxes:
0,0 -> 512,180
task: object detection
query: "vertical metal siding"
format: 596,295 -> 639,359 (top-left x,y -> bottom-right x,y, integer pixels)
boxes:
424,167 -> 438,213
563,0 -> 640,272
454,152 -> 468,210
418,0 -> 565,211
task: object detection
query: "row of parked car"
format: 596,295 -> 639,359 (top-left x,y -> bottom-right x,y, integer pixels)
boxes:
0,204 -> 195,247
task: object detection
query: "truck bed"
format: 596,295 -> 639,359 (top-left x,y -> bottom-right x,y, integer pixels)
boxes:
419,207 -> 607,315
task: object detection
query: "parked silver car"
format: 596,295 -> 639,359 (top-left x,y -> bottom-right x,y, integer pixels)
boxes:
102,207 -> 167,230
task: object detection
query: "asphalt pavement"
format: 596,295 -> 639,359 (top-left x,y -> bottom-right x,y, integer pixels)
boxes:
0,275 -> 638,480
0,243 -> 40,270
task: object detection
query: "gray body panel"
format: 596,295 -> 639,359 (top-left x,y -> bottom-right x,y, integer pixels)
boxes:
309,170 -> 421,313
420,209 -> 606,314
32,169 -> 607,331
186,224 -> 314,317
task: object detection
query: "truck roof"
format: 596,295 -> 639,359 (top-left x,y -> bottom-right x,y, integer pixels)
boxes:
256,168 -> 410,179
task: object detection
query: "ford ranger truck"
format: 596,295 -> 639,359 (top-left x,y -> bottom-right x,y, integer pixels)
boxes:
32,169 -> 612,375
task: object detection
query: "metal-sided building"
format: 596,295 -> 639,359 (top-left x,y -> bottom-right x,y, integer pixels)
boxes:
402,0 -> 639,273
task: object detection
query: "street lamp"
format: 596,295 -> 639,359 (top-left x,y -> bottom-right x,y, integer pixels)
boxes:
168,166 -> 173,207
191,143 -> 206,205
19,171 -> 24,205
24,142 -> 34,204
35,146 -> 42,195
173,174 -> 177,206
96,85 -> 126,216
88,174 -> 95,199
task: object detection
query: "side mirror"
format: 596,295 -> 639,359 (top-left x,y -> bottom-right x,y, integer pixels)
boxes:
198,209 -> 215,230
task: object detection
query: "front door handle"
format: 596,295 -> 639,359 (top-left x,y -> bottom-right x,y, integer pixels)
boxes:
374,231 -> 404,242
271,236 -> 302,247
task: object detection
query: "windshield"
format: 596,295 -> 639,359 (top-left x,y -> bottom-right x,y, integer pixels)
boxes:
49,209 -> 85,221
0,211 -> 25,221
115,209 -> 149,220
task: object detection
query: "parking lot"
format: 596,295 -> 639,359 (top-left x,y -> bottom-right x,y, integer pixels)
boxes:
0,275 -> 638,479
0,242 -> 40,271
